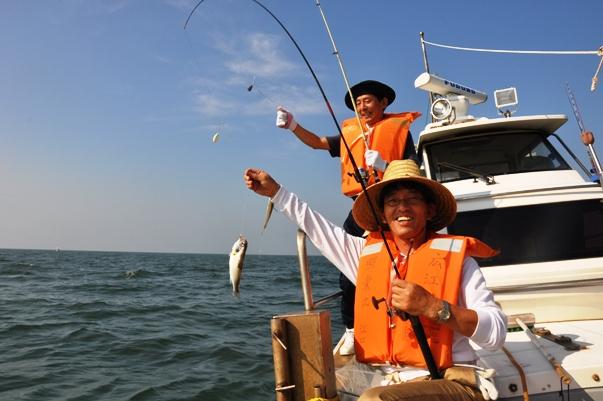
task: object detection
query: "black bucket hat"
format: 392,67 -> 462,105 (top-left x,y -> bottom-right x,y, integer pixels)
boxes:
344,80 -> 396,111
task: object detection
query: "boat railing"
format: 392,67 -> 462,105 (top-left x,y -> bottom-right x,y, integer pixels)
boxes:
296,228 -> 342,311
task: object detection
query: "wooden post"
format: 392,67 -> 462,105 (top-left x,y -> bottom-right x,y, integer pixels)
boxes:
272,317 -> 292,401
271,310 -> 337,401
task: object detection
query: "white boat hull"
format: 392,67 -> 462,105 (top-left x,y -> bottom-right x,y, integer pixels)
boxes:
475,320 -> 603,401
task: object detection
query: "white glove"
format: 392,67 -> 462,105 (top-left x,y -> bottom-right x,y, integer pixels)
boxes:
365,150 -> 387,172
276,106 -> 297,131
476,368 -> 498,400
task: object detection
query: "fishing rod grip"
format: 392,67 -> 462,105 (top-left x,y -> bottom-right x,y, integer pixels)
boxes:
393,303 -> 441,379
408,314 -> 442,379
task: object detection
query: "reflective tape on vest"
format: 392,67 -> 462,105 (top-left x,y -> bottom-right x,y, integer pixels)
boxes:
430,238 -> 463,253
361,241 -> 383,256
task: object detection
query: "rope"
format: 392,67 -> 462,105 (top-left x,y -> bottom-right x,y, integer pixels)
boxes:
423,40 -> 603,91
422,40 -> 601,55
502,346 -> 530,401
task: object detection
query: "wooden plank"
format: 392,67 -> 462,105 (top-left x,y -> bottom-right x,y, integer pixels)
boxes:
272,311 -> 337,401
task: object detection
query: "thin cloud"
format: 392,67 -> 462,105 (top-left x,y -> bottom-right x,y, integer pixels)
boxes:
226,33 -> 297,78
194,93 -> 237,117
162,0 -> 193,11
242,84 -> 324,116
189,30 -> 322,119
60,0 -> 130,15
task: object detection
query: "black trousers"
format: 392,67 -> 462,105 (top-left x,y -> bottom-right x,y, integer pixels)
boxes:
340,209 -> 364,329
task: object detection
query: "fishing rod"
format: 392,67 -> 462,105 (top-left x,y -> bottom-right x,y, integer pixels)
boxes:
314,0 -> 379,185
314,0 -> 366,146
184,0 -> 383,262
313,1 -> 440,379
420,32 -> 436,123
185,0 -> 440,379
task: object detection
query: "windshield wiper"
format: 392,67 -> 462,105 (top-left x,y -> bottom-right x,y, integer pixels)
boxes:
437,161 -> 496,185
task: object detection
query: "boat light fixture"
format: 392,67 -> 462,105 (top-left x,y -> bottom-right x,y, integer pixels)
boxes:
494,87 -> 518,117
430,94 -> 470,123
431,97 -> 453,120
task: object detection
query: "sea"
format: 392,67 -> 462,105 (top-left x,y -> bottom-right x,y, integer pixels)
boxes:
0,248 -> 344,401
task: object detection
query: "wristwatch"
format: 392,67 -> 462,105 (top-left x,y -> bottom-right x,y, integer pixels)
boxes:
436,300 -> 451,323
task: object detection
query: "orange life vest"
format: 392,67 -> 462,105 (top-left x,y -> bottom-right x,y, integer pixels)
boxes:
354,232 -> 497,368
339,112 -> 421,197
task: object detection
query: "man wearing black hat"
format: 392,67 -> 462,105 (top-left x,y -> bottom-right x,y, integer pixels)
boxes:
276,80 -> 421,355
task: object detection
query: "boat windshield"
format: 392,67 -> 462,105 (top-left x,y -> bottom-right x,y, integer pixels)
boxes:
448,199 -> 603,266
427,132 -> 571,183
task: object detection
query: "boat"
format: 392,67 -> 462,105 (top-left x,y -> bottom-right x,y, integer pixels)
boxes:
268,42 -> 603,401
413,71 -> 603,401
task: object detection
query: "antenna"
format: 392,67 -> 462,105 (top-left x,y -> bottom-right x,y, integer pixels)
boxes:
565,83 -> 603,187
565,83 -> 586,132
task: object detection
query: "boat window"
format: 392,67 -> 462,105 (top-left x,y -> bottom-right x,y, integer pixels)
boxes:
427,132 -> 570,183
447,199 -> 603,266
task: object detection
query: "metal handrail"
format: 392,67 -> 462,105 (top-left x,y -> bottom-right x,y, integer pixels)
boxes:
296,229 -> 342,311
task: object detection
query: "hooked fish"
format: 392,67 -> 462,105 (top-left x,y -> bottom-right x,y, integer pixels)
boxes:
229,235 -> 248,295
262,199 -> 274,233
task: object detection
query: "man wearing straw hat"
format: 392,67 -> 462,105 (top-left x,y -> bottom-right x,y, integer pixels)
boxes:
276,80 -> 421,355
243,159 -> 506,401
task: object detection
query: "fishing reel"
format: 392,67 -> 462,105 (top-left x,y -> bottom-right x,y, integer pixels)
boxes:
371,296 -> 398,328
348,168 -> 369,186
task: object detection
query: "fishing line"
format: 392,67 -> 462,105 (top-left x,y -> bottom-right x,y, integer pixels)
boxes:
238,193 -> 250,239
183,21 -> 209,78
185,0 -> 439,377
185,0 -> 381,243
247,76 -> 278,105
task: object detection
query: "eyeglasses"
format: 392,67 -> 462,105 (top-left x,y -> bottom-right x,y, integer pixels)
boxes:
383,196 -> 425,208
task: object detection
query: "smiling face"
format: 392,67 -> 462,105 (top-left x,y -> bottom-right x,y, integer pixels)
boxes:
380,183 -> 436,247
355,94 -> 388,126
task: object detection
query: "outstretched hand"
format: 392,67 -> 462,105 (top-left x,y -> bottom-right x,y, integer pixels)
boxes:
243,168 -> 281,198
276,106 -> 298,131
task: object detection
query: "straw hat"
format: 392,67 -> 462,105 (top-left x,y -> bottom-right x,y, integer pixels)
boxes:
344,80 -> 396,111
351,160 -> 457,232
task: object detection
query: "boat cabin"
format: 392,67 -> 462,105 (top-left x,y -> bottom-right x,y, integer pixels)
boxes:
419,115 -> 603,268
415,75 -> 603,325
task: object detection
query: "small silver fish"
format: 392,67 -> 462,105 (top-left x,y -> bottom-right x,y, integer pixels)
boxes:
229,235 -> 248,295
262,199 -> 274,233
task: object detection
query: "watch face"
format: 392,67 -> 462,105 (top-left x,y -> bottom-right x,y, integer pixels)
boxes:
438,301 -> 451,322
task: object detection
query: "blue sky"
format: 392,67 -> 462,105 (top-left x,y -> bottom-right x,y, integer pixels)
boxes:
1,0 -> 602,255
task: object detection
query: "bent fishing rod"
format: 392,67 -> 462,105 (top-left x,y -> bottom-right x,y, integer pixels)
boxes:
312,0 -> 440,378
185,0 -> 440,379
184,0 -> 382,245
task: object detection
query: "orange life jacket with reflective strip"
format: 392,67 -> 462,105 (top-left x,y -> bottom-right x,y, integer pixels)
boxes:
339,112 -> 421,197
354,232 -> 497,368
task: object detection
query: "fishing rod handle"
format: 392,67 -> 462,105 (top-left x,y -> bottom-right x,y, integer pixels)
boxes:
409,314 -> 442,379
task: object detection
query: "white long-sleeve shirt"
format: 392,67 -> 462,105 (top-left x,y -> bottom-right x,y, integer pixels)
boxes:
272,186 -> 507,364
